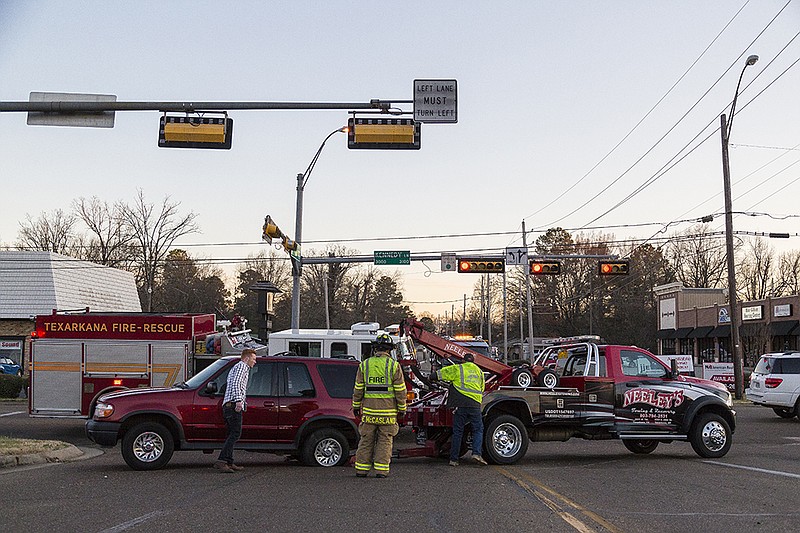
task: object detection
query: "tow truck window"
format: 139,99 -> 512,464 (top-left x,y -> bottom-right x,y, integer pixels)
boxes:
288,341 -> 321,357
621,350 -> 668,378
284,363 -> 315,397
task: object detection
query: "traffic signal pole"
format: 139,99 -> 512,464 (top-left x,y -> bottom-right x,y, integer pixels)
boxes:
522,220 -> 534,360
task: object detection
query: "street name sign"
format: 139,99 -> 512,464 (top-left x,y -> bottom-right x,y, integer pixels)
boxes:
374,251 -> 411,265
413,79 -> 457,123
27,92 -> 117,128
441,253 -> 457,272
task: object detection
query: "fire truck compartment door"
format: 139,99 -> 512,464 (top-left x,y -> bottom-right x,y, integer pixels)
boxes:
151,341 -> 188,386
84,341 -> 148,377
32,341 -> 83,416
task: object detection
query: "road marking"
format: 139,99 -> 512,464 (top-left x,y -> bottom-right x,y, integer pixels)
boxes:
704,460 -> 800,479
98,510 -> 167,533
0,411 -> 25,417
497,467 -> 623,533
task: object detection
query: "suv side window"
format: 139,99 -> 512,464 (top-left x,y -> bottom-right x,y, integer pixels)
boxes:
208,367 -> 230,396
779,357 -> 800,374
247,362 -> 275,396
284,363 -> 315,397
317,363 -> 358,398
620,350 -> 667,378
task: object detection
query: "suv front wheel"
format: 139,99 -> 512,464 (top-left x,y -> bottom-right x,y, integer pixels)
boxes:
122,422 -> 175,470
301,429 -> 350,467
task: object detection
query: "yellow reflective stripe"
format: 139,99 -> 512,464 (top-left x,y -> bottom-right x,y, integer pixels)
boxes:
355,462 -> 371,471
373,463 -> 390,471
362,407 -> 397,415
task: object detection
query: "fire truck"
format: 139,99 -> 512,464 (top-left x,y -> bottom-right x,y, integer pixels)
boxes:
396,317 -> 735,463
28,311 -> 262,418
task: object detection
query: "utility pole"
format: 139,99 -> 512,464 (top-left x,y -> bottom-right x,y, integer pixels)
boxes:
522,220 -> 534,360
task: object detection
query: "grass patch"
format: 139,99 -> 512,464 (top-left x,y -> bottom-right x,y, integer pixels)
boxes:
0,436 -> 69,456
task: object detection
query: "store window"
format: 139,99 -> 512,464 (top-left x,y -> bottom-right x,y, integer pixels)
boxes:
0,338 -> 23,365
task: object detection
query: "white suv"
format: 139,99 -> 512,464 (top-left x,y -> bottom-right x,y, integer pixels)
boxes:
746,352 -> 800,419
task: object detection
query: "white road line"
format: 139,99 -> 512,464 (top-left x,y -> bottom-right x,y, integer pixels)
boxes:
0,411 -> 25,417
98,510 -> 167,533
704,460 -> 800,479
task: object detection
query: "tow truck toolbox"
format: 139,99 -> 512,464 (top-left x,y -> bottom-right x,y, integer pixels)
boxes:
395,318 -> 736,464
29,311 -> 217,418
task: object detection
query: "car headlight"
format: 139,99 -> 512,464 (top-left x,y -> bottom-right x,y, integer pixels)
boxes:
94,402 -> 114,419
724,391 -> 733,408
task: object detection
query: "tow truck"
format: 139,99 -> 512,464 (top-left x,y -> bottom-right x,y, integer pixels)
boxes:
396,318 -> 735,464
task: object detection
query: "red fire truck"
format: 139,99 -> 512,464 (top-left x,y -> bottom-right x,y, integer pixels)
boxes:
29,312 -> 218,418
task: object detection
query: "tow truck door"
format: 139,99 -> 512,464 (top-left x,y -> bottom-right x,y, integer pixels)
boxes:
557,344 -> 615,426
613,348 -> 681,433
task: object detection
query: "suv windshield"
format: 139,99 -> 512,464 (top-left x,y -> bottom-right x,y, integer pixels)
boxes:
183,358 -> 229,389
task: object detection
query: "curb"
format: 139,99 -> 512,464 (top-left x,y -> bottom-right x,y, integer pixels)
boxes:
0,444 -> 86,469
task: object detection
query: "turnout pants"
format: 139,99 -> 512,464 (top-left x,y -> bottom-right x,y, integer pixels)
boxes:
354,422 -> 398,475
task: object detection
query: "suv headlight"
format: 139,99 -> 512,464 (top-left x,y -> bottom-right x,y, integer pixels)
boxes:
94,402 -> 114,419
724,391 -> 733,407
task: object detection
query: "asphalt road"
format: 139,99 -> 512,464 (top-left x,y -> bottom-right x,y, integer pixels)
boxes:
1,400 -> 799,532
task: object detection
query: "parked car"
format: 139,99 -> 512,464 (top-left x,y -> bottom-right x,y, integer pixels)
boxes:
0,357 -> 22,376
746,352 -> 800,419
86,355 -> 360,470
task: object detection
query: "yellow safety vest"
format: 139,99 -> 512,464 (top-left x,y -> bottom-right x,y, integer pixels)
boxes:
438,362 -> 485,404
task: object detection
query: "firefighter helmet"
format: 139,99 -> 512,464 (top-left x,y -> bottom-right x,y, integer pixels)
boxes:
373,333 -> 394,350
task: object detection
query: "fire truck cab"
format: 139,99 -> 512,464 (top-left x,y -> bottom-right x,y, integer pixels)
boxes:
29,312 -> 218,418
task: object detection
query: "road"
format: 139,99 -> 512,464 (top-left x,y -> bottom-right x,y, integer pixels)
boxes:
1,400 -> 799,532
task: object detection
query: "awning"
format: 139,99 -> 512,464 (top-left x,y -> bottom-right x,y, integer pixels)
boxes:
674,327 -> 694,339
687,326 -> 714,338
656,329 -> 675,339
770,320 -> 799,336
709,324 -> 731,338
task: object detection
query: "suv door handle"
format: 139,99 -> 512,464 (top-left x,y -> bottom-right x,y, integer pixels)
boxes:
262,401 -> 276,407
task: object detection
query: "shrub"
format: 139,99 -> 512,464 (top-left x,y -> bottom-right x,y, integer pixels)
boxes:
0,375 -> 26,398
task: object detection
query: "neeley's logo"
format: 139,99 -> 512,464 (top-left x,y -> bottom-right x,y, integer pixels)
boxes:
623,388 -> 685,409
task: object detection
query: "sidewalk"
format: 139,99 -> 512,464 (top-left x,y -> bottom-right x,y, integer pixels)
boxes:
0,444 -> 87,469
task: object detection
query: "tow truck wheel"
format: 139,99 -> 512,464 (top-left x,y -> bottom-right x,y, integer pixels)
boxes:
623,439 -> 658,454
536,369 -> 559,389
772,407 -> 795,419
484,415 -> 529,464
689,413 -> 731,458
121,422 -> 174,470
512,369 -> 533,388
301,429 -> 350,467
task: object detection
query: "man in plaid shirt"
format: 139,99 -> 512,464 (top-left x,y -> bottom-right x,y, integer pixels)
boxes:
214,348 -> 257,473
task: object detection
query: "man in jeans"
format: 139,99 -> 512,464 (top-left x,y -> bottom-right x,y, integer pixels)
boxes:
214,348 -> 257,473
437,353 -> 487,466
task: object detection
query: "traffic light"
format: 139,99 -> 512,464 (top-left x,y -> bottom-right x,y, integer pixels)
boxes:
262,215 -> 285,244
598,260 -> 630,275
348,118 -> 421,150
457,257 -> 505,273
530,260 -> 561,275
158,115 -> 233,149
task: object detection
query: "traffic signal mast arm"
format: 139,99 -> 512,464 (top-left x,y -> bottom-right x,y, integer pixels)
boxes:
399,318 -> 513,391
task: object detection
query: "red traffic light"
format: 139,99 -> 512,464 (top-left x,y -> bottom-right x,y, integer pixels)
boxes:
457,257 -> 505,273
530,261 -> 561,275
598,261 -> 629,275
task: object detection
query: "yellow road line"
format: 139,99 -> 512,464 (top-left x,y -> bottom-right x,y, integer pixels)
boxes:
497,466 -> 623,533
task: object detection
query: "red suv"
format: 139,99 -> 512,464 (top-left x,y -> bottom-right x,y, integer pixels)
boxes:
86,356 -> 359,470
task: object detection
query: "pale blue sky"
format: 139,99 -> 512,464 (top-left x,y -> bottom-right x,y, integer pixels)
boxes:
1,1 -> 798,318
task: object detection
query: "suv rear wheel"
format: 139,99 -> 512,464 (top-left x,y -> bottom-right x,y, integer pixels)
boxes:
301,429 -> 349,467
122,422 -> 174,470
772,407 -> 795,419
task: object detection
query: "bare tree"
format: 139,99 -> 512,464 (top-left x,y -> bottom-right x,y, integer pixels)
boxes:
775,249 -> 800,296
664,224 -> 728,288
738,238 -> 776,301
119,190 -> 199,311
73,196 -> 135,268
16,209 -> 79,254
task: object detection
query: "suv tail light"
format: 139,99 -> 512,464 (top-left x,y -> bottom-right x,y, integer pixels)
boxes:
764,377 -> 783,388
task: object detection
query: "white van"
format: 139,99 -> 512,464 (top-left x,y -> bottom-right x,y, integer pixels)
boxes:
268,322 -> 399,361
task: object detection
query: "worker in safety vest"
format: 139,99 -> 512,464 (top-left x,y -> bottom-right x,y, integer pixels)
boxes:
437,353 -> 487,466
352,333 -> 407,478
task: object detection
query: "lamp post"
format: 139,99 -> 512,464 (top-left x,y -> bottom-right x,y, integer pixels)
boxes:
721,54 -> 758,399
290,126 -> 347,331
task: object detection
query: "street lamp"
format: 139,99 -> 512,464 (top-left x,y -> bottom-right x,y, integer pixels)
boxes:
721,54 -> 758,399
290,126 -> 347,331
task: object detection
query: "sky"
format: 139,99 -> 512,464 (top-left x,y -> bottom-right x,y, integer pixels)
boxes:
1,1 -> 799,323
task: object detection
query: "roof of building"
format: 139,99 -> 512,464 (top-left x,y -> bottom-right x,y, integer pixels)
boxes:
0,251 -> 142,319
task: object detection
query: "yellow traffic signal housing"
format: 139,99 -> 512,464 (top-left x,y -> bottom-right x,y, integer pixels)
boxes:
348,118 -> 421,150
598,260 -> 630,275
530,260 -> 561,275
159,116 -> 233,149
457,257 -> 505,273
262,215 -> 285,244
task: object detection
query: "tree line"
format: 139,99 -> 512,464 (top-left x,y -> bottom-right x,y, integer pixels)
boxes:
11,193 -> 800,351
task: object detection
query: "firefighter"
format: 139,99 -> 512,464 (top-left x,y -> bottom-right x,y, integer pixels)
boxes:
437,353 -> 487,466
352,333 -> 407,478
